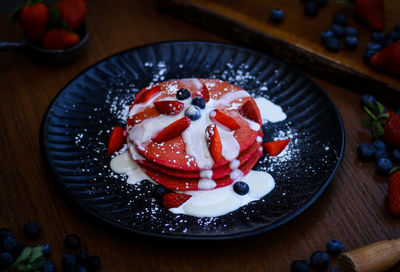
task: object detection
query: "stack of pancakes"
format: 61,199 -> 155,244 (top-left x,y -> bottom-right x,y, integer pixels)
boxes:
126,78 -> 264,191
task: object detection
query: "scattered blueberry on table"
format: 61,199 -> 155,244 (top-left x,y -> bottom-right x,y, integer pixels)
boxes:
345,26 -> 357,37
376,158 -> 393,176
290,260 -> 310,272
344,36 -> 358,49
310,250 -> 330,270
304,2 -> 319,17
326,239 -> 343,255
393,149 -> 400,163
325,37 -> 341,52
360,94 -> 376,108
357,143 -> 375,161
321,30 -> 334,43
374,149 -> 389,161
269,9 -> 284,23
331,24 -> 345,38
333,13 -> 347,26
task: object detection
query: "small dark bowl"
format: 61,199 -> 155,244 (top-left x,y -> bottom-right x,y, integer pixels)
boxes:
0,23 -> 89,64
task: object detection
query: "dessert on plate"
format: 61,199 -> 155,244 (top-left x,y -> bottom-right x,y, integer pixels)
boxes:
110,78 -> 288,217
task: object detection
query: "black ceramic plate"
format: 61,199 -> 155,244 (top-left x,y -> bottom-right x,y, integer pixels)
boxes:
40,41 -> 344,240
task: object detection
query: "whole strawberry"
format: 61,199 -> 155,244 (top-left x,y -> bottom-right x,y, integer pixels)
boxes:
50,0 -> 87,30
11,0 -> 49,41
42,28 -> 80,50
363,102 -> 400,148
355,0 -> 384,31
341,0 -> 384,31
388,167 -> 400,216
382,112 -> 400,147
370,42 -> 400,75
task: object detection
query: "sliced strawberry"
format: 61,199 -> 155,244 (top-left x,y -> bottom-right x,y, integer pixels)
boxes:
153,116 -> 191,143
370,42 -> 400,75
193,86 -> 210,102
163,192 -> 191,209
154,101 -> 184,115
388,168 -> 400,216
209,110 -> 240,131
239,100 -> 260,124
262,139 -> 290,156
205,124 -> 222,163
134,86 -> 161,105
107,126 -> 125,155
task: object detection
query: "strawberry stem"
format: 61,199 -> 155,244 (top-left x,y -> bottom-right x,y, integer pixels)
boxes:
390,166 -> 400,175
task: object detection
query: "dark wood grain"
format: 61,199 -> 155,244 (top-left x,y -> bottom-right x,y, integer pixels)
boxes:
157,0 -> 400,106
1,0 -> 400,271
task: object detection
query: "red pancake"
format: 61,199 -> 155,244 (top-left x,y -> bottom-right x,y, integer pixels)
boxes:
139,149 -> 263,191
126,79 -> 263,172
138,135 -> 262,179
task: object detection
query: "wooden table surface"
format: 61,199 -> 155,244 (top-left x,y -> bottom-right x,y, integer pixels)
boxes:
1,0 -> 400,271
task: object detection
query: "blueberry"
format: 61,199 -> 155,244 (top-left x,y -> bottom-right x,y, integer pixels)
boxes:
376,158 -> 393,176
291,260 -> 310,272
317,0 -> 328,7
0,252 -> 13,269
65,234 -> 81,250
185,105 -> 201,121
331,24 -> 345,38
344,36 -> 358,49
304,2 -> 319,16
39,242 -> 51,256
62,253 -> 77,270
395,108 -> 400,115
366,42 -> 382,52
371,32 -> 384,44
191,97 -> 206,109
269,9 -> 284,23
233,181 -> 249,195
333,13 -> 347,26
75,250 -> 88,266
310,251 -> 330,270
153,184 -> 166,199
23,221 -> 41,240
86,255 -> 101,271
1,236 -> 18,252
372,140 -> 386,150
43,260 -> 56,272
374,149 -> 388,161
176,88 -> 191,100
345,26 -> 358,37
325,37 -> 341,52
321,30 -> 334,43
326,239 -> 343,255
357,143 -> 375,160
0,228 -> 13,239
392,149 -> 400,163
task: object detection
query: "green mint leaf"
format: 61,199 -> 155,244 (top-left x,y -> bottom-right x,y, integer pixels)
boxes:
390,166 -> 400,175
12,247 -> 33,266
363,106 -> 377,120
29,246 -> 44,263
30,255 -> 45,270
376,101 -> 385,114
